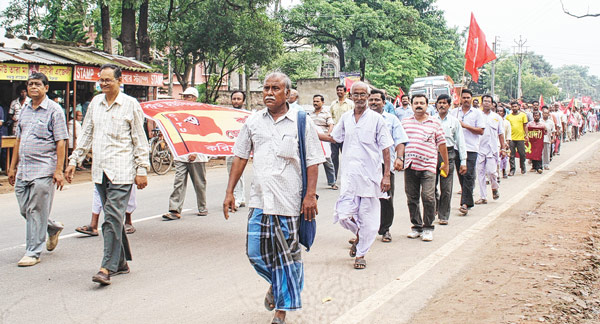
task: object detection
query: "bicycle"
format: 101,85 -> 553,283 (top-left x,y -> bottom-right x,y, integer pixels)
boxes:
149,128 -> 173,175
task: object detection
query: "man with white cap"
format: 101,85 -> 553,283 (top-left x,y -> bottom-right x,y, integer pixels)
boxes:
163,87 -> 209,220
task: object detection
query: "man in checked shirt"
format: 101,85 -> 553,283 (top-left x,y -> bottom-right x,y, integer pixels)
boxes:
65,64 -> 150,285
8,72 -> 68,267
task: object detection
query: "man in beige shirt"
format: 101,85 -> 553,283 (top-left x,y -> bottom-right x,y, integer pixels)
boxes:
329,84 -> 354,178
66,64 -> 149,286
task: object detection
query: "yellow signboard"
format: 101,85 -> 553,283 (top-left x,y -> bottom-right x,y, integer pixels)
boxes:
30,64 -> 73,82
0,63 -> 28,81
0,63 -> 73,82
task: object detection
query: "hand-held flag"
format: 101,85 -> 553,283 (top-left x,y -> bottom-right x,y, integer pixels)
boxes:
464,13 -> 497,82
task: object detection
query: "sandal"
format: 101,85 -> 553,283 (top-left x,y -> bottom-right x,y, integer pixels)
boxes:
75,225 -> 98,236
162,212 -> 181,221
354,257 -> 366,270
348,238 -> 356,245
349,237 -> 359,258
330,184 -> 339,190
474,199 -> 487,205
125,224 -> 136,234
264,286 -> 275,311
382,231 -> 392,243
271,317 -> 285,324
458,205 -> 469,215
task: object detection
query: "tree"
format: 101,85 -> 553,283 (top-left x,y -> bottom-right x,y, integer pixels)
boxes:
56,15 -> 89,44
263,49 -> 325,87
280,0 -> 426,80
151,0 -> 282,102
120,0 -> 137,58
99,0 -> 113,54
1,0 -> 46,36
137,0 -> 150,62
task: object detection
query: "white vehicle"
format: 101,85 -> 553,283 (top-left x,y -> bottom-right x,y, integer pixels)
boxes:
409,75 -> 459,103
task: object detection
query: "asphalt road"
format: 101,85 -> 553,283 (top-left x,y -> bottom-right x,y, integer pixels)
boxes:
1,133 -> 599,324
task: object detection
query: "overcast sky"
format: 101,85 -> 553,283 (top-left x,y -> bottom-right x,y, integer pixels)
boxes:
436,0 -> 600,76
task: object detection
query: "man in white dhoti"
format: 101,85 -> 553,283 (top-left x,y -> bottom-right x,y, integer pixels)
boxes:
320,82 -> 393,270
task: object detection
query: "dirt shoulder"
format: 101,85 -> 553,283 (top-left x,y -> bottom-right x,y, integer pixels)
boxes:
412,150 -> 600,323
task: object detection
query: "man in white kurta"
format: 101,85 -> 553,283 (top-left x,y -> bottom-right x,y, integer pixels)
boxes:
323,82 -> 393,269
476,95 -> 505,204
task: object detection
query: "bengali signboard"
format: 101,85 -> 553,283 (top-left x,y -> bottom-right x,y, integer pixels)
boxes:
0,63 -> 29,81
74,65 -> 163,86
29,64 -> 72,82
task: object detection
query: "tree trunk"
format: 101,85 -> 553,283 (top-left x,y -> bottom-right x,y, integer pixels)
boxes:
245,66 -> 251,110
336,41 -> 345,72
137,0 -> 151,63
100,1 -> 112,54
360,58 -> 366,81
120,0 -> 137,57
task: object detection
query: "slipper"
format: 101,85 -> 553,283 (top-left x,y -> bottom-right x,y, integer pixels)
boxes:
75,225 -> 98,236
162,212 -> 180,221
125,224 -> 136,234
348,238 -> 356,245
330,184 -> 339,190
354,257 -> 366,270
458,205 -> 469,215
264,286 -> 275,311
349,241 -> 358,258
271,317 -> 285,324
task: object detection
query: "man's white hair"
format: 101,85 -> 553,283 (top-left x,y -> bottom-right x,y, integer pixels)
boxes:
350,81 -> 371,94
264,71 -> 292,90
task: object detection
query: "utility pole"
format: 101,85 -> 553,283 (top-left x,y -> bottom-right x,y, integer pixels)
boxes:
513,35 -> 528,100
491,36 -> 499,98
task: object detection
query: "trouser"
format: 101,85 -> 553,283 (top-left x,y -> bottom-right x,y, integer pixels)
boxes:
323,157 -> 336,186
330,142 -> 343,179
226,156 -> 246,204
247,209 -> 303,311
378,169 -> 395,235
573,126 -> 579,140
95,173 -> 133,272
543,143 -> 551,168
92,186 -> 137,214
532,160 -> 543,171
458,152 -> 477,208
334,195 -> 380,257
405,168 -> 436,231
15,176 -> 63,258
509,140 -> 526,172
477,154 -> 499,200
436,148 -> 456,221
168,161 -> 207,213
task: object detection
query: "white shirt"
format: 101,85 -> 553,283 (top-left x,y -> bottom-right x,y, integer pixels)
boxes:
331,109 -> 394,198
233,106 -> 325,216
67,119 -> 83,149
69,92 -> 150,184
478,111 -> 504,157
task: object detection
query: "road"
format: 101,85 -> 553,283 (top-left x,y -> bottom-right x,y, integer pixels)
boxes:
1,133 -> 599,324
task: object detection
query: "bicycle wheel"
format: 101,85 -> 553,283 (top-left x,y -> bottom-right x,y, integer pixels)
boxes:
151,140 -> 173,175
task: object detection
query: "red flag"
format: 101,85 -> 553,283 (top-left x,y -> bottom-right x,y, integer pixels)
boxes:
539,94 -> 545,108
567,97 -> 574,110
398,87 -> 405,97
582,96 -> 592,105
464,13 -> 497,82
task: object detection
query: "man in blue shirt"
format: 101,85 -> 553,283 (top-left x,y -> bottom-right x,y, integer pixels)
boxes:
369,89 -> 408,242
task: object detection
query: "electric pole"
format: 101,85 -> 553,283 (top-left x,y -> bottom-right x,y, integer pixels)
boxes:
513,35 -> 528,100
491,36 -> 499,98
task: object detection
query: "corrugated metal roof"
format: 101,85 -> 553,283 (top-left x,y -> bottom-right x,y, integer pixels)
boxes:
28,41 -> 158,72
0,47 -> 77,65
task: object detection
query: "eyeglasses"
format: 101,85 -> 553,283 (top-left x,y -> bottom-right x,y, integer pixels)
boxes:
99,79 -> 116,84
352,93 -> 369,99
27,81 -> 44,87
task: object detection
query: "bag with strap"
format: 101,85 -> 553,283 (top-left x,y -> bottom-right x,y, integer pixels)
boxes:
297,110 -> 317,251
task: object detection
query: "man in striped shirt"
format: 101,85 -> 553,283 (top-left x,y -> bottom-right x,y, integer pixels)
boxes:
402,94 -> 449,242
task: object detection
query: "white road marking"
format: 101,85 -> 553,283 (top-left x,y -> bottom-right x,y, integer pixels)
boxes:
332,138 -> 600,324
0,209 -> 192,254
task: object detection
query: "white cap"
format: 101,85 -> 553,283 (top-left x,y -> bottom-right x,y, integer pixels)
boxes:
182,87 -> 199,98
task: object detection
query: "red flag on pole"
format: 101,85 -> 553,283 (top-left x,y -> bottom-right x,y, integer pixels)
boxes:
566,97 -> 574,110
539,94 -> 545,108
464,13 -> 497,82
394,88 -> 405,107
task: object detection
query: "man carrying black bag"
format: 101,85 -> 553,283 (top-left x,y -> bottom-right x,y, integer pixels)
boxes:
223,72 -> 324,324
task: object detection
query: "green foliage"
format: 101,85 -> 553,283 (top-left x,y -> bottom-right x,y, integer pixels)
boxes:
1,0 -> 46,36
279,0 -> 464,97
555,65 -> 600,99
55,15 -> 89,44
150,0 -> 283,102
264,50 -> 325,87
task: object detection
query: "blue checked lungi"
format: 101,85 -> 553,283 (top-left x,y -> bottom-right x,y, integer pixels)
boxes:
246,208 -> 303,311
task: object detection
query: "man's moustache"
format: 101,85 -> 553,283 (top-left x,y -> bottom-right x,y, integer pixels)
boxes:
265,96 -> 275,101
